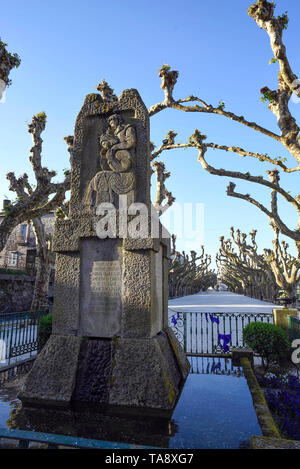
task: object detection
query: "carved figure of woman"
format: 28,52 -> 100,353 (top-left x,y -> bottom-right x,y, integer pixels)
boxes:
104,114 -> 136,172
83,113 -> 136,209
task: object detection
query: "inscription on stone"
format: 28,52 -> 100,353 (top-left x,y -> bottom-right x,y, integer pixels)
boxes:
79,238 -> 123,338
89,261 -> 121,315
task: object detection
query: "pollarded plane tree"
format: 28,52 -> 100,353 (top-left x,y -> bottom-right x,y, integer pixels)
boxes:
169,234 -> 216,298
217,227 -> 279,301
1,113 -> 71,309
216,236 -> 257,297
0,39 -> 20,99
149,0 -> 300,298
264,225 -> 300,299
188,247 -> 217,294
151,134 -> 217,296
216,245 -> 243,295
0,114 -> 71,251
0,39 -> 71,309
230,227 -> 280,300
216,238 -> 256,297
229,225 -> 299,300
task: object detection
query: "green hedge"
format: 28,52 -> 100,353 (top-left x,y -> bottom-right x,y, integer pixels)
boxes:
0,268 -> 28,275
243,322 -> 290,369
37,313 -> 52,352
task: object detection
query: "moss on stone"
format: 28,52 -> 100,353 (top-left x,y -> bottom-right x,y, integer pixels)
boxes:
162,370 -> 176,405
241,357 -> 281,439
166,328 -> 190,375
86,93 -> 99,102
112,336 -> 120,348
251,435 -> 300,449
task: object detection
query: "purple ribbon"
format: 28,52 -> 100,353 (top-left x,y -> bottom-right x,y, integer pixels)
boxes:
218,333 -> 231,353
171,315 -> 177,326
209,314 -> 220,325
211,362 -> 221,373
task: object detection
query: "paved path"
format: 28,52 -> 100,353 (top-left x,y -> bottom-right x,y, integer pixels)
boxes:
168,290 -> 281,314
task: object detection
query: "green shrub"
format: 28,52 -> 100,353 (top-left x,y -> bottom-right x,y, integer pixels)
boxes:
243,322 -> 290,369
0,268 -> 28,275
37,314 -> 52,352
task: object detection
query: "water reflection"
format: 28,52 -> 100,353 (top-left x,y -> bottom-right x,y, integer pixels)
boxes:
8,404 -> 176,448
2,358 -> 261,449
189,356 -> 243,376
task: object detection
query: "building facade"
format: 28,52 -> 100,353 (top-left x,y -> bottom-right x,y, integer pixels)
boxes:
0,204 -> 55,274
0,203 -> 56,311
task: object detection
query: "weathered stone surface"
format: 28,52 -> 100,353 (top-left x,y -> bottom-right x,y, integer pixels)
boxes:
0,274 -> 34,312
232,348 -> 254,369
73,338 -> 113,404
53,217 -> 171,254
123,237 -> 160,253
241,357 -> 280,439
121,249 -> 152,338
52,253 -> 80,335
109,332 -> 186,411
165,327 -> 190,380
162,257 -> 169,329
19,335 -> 81,406
69,88 -> 150,217
251,435 -> 300,449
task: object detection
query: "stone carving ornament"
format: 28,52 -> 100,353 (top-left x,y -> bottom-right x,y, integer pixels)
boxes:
84,113 -> 136,208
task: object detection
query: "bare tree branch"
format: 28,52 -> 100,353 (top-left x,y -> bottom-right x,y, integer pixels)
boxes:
0,113 -> 71,251
248,0 -> 300,99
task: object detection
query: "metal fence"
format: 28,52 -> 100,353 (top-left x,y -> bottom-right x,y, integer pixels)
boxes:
0,311 -> 47,364
188,355 -> 244,377
169,310 -> 274,355
288,316 -> 300,342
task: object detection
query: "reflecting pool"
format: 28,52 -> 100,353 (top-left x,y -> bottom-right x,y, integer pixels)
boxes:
0,358 -> 261,449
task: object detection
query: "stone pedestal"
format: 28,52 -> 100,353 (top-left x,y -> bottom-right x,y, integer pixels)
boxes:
19,86 -> 190,414
20,327 -> 189,413
272,308 -> 298,331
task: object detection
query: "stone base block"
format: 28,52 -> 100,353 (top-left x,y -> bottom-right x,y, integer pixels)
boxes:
19,328 -> 190,415
232,348 -> 254,369
19,335 -> 81,407
107,328 -> 189,413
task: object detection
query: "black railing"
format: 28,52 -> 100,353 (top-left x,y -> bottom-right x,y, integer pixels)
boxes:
0,311 -> 47,365
169,310 -> 274,355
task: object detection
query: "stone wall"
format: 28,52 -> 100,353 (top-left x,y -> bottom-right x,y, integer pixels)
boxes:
0,274 -> 35,312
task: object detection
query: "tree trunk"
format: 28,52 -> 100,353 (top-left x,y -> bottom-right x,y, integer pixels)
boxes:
30,218 -> 50,311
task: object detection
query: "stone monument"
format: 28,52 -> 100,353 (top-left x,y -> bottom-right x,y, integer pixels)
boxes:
19,81 -> 190,414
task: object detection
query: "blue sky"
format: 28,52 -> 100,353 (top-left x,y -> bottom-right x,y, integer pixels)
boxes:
1,0 -> 299,267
